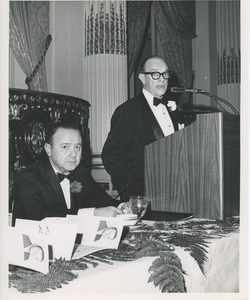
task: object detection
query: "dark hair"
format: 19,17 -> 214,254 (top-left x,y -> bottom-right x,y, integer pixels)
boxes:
139,55 -> 167,73
45,120 -> 82,145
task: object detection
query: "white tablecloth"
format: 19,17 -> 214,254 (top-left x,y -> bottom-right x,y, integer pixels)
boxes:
8,231 -> 239,298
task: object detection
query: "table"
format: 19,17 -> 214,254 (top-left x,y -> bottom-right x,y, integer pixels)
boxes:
8,215 -> 239,297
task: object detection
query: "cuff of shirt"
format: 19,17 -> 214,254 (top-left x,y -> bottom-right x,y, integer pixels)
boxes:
118,202 -> 125,210
77,208 -> 95,217
118,202 -> 132,214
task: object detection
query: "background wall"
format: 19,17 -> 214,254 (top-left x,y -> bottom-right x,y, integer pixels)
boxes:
9,1 -> 85,96
9,1 -> 214,114
192,0 -> 213,108
8,0 -> 239,193
9,1 -> 215,106
46,1 -> 85,99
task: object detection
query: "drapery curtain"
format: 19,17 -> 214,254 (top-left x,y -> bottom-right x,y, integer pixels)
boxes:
154,1 -> 196,105
216,1 -> 240,113
9,1 -> 51,91
127,1 -> 152,78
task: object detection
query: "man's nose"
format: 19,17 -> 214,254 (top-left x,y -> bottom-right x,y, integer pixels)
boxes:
70,148 -> 77,157
158,74 -> 165,81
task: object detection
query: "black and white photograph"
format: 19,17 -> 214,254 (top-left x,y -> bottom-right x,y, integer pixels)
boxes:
15,217 -> 79,260
8,226 -> 50,274
0,0 -> 249,299
66,214 -> 124,248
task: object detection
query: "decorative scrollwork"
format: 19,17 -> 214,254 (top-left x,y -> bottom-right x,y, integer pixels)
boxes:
49,108 -> 68,122
9,104 -> 28,120
30,122 -> 46,155
9,88 -> 91,166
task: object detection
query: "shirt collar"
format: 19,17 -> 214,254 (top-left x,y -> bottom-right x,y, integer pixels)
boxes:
50,162 -> 69,176
142,88 -> 164,107
142,88 -> 154,104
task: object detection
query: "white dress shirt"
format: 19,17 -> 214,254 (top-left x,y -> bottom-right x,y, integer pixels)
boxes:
59,178 -> 71,209
52,166 -> 95,216
143,89 -> 175,137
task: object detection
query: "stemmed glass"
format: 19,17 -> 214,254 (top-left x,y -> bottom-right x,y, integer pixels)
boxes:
129,195 -> 148,224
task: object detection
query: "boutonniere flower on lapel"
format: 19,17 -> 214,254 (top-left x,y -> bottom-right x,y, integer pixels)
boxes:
167,101 -> 177,111
70,181 -> 83,193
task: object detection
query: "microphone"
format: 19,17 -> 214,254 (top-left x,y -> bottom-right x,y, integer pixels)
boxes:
171,87 -> 205,94
171,87 -> 239,115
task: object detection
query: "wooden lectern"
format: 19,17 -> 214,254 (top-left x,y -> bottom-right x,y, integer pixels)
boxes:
144,113 -> 240,220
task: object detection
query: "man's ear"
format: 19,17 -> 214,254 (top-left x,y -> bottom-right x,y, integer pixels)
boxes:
138,73 -> 145,85
44,143 -> 52,157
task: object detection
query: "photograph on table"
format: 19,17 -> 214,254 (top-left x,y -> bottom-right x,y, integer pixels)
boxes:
66,215 -> 124,249
15,218 -> 78,260
8,226 -> 49,274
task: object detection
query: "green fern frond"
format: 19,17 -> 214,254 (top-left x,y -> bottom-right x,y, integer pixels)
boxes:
165,232 -> 209,274
188,246 -> 208,274
160,268 -> 185,292
136,238 -> 174,257
9,259 -> 79,293
149,264 -> 184,285
77,257 -> 99,267
88,243 -> 139,261
156,251 -> 186,273
148,251 -> 186,293
161,276 -> 185,293
53,258 -> 88,271
86,254 -> 114,265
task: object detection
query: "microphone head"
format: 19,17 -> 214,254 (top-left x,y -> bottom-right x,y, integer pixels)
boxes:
171,87 -> 185,93
171,87 -> 205,93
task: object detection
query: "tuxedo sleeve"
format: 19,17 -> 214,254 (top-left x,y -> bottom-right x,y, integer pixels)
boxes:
101,105 -> 131,197
78,167 -> 120,208
12,169 -> 67,224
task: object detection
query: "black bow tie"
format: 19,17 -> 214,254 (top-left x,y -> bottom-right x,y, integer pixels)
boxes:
57,172 -> 75,182
153,97 -> 165,107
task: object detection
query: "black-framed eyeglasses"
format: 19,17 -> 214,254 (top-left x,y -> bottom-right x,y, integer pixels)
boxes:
141,71 -> 172,80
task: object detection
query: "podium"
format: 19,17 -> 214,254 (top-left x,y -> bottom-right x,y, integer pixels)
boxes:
144,113 -> 240,220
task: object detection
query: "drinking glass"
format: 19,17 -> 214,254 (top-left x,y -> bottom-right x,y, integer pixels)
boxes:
129,195 -> 148,224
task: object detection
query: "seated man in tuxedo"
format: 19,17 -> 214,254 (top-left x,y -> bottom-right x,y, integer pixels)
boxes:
102,55 -> 184,201
12,121 -> 128,225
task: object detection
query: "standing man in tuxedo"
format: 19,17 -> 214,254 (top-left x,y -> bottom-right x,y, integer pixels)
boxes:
12,121 -> 127,225
101,55 -> 184,201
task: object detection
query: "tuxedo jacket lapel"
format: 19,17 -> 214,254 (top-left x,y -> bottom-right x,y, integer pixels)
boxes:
139,93 -> 165,140
70,170 -> 85,214
70,189 -> 79,214
40,159 -> 68,210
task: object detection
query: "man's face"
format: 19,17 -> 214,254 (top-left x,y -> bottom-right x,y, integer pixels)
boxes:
102,227 -> 117,240
139,58 -> 169,98
45,128 -> 82,174
29,245 -> 44,262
